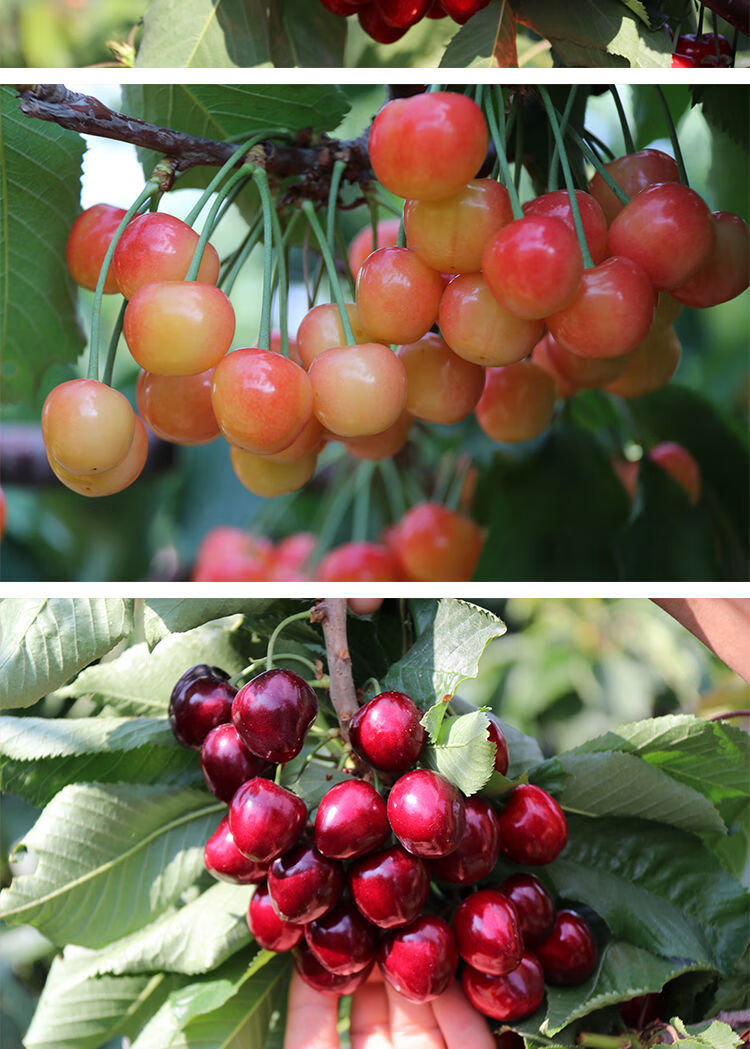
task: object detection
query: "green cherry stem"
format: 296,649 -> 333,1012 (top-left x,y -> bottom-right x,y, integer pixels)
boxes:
301,199 -> 356,346
653,86 -> 689,187
352,461 -> 376,543
377,456 -> 408,523
184,133 -> 278,228
100,300 -> 127,387
326,159 -> 347,257
265,608 -> 315,672
565,124 -> 631,206
609,86 -> 635,155
252,166 -> 276,352
220,214 -> 265,297
185,166 -> 252,284
482,87 -> 523,220
548,85 -> 578,193
539,86 -> 594,270
272,208 -> 302,358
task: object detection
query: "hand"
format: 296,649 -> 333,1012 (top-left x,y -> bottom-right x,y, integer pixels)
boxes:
283,965 -> 497,1049
651,598 -> 750,683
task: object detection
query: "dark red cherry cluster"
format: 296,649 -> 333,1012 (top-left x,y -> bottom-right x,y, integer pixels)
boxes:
169,668 -> 596,1019
671,32 -> 732,66
319,0 -> 490,46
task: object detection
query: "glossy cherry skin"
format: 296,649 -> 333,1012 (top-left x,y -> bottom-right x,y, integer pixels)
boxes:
389,503 -> 484,582
482,215 -> 583,320
379,914 -> 458,1003
475,361 -> 557,444
349,218 -> 402,277
439,0 -> 491,21
309,343 -> 408,438
350,691 -> 426,773
345,409 -> 412,461
305,902 -> 379,974
497,784 -> 568,866
462,950 -> 545,1021
230,446 -> 319,498
112,211 -> 220,300
320,0 -> 365,12
604,324 -> 681,399
672,32 -> 732,66
368,92 -> 488,202
169,665 -> 236,750
535,910 -> 597,985
48,417 -> 148,498
349,845 -> 429,929
589,149 -> 680,225
358,3 -> 409,42
192,528 -> 275,582
672,211 -> 750,308
318,542 -> 401,582
42,379 -> 136,476
439,273 -> 544,367
497,873 -> 556,947
268,843 -> 345,924
294,941 -> 374,996
137,368 -> 220,445
397,333 -> 486,424
387,768 -> 465,858
228,778 -> 307,863
375,0 -> 431,27
66,203 -> 126,293
431,798 -> 501,884
523,190 -> 608,266
296,303 -> 374,370
650,441 -> 701,504
356,246 -> 444,346
608,183 -> 715,291
487,714 -> 509,774
204,816 -> 269,884
543,332 -> 630,390
315,779 -> 389,859
232,668 -> 318,763
247,881 -> 303,952
200,723 -> 268,804
531,335 -> 579,399
453,889 -> 523,975
272,532 -> 316,580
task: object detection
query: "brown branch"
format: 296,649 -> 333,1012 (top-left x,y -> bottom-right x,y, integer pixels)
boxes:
312,599 -> 360,744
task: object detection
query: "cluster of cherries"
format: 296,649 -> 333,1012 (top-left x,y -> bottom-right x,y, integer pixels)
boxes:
168,660 -> 598,1023
671,31 -> 733,66
319,0 -> 490,45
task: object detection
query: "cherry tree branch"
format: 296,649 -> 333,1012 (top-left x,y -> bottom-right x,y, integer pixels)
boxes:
312,599 -> 360,743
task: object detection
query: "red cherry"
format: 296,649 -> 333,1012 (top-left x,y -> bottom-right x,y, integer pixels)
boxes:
204,816 -> 269,884
66,203 -> 126,293
487,714 -> 509,774
497,784 -> 568,865
589,149 -> 680,225
430,797 -> 501,884
475,361 -> 557,444
268,843 -> 345,924
439,0 -> 491,21
356,246 -> 444,346
247,881 -> 304,951
112,211 -> 220,300
374,0 -> 431,27
523,190 -> 608,265
319,0 -> 365,13
296,302 -> 374,370
620,992 -> 666,1027
387,768 -> 465,858
309,342 -> 408,439
672,211 -> 749,308
232,668 -> 318,764
604,324 -> 681,399
379,914 -> 458,1002
649,441 -> 701,504
137,368 -> 220,445
228,779 -> 306,863
349,691 -> 426,772
357,4 -> 409,41
272,532 -> 316,579
349,845 -> 429,929
542,332 -> 630,389
192,528 -> 275,582
318,542 -> 401,582
497,873 -> 556,947
344,409 -> 413,461
315,779 -> 389,860
305,902 -> 379,974
294,940 -> 374,995
453,889 -> 523,975
200,723 -> 267,804
531,334 -> 580,399
535,909 -> 597,985
439,273 -> 544,367
672,32 -> 732,66
462,951 -> 545,1021
397,333 -> 486,424
348,218 -> 402,277
168,664 -> 236,750
389,503 -> 484,582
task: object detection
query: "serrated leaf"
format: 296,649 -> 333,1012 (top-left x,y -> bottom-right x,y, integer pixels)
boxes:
420,697 -> 452,741
143,599 -> 300,648
0,783 -> 223,947
0,598 -> 134,710
440,0 -> 517,67
281,760 -> 350,811
0,86 -> 85,403
267,0 -> 347,66
693,85 -> 750,156
383,600 -> 506,704
421,710 -> 496,796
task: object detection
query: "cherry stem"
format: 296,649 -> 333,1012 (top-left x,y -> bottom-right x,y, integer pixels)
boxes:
185,166 -> 252,283
445,454 -> 472,511
265,608 -> 315,672
482,87 -> 524,220
311,598 -> 361,743
371,187 -> 403,218
565,125 -> 630,206
609,87 -> 635,155
268,199 -> 296,358
311,464 -> 358,564
219,213 -> 265,295
578,1034 -> 635,1049
539,86 -> 594,270
547,86 -> 577,192
377,457 -> 407,523
101,300 -> 127,387
253,167 -> 276,352
513,95 -> 525,195
360,677 -> 382,698
709,709 -> 750,721
301,200 -> 356,346
327,159 -> 348,281
352,461 -> 376,543
653,86 -> 689,187
184,134 -> 275,228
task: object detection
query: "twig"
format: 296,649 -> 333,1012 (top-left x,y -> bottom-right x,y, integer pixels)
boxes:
312,599 -> 360,743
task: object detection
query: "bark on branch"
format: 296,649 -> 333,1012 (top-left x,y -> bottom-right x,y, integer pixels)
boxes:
312,599 -> 360,744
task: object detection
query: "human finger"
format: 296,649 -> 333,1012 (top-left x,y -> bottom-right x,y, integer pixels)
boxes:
431,979 -> 496,1049
283,969 -> 341,1049
384,981 -> 447,1049
351,972 -> 392,1049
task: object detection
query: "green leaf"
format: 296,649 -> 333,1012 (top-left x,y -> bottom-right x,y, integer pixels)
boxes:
281,759 -> 350,810
383,599 -> 506,704
693,85 -> 749,156
0,86 -> 85,404
421,709 -> 496,796
653,1020 -> 744,1049
266,0 -> 347,66
0,783 -> 223,947
0,715 -> 200,806
0,598 -> 134,710
143,599 -> 298,648
440,0 -> 517,67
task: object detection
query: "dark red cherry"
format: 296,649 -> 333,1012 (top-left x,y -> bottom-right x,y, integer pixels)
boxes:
294,940 -> 374,996
374,0 -> 431,27
379,914 -> 458,1003
487,714 -> 509,775
320,0 -> 365,12
497,784 -> 568,865
232,668 -> 318,764
349,691 -> 426,772
387,769 -> 465,858
620,992 -> 666,1027
268,843 -> 345,925
497,873 -> 556,947
430,797 -> 500,884
247,881 -> 304,952
440,0 -> 491,23
535,909 -> 597,985
358,3 -> 409,40
462,951 -> 545,1021
349,844 -> 429,928
203,816 -> 269,884
200,723 -> 268,803
169,664 -> 236,750
228,778 -> 306,863
314,779 -> 389,859
453,889 -> 523,975
305,902 -> 379,975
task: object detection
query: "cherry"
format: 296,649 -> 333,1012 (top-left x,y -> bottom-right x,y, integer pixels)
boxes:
192,528 -> 275,582
487,714 -> 509,774
350,845 -> 429,928
294,940 -> 374,995
535,909 -> 597,985
42,379 -> 135,476
350,691 -> 426,772
232,668 -> 317,764
620,992 -> 666,1027
268,843 -> 345,924
112,211 -> 220,300
649,441 -> 701,504
48,416 -> 148,498
672,211 -> 749,308
462,951 -> 545,1021
397,333 -> 486,424
309,342 -> 408,438
497,873 -> 556,947
387,768 -> 465,858
531,335 -> 579,399
344,408 -> 412,461
426,0 -> 448,14
604,324 -> 681,399
482,214 -> 583,320
589,149 -> 680,225
315,779 -> 389,859
612,456 -> 640,503
305,902 -> 379,974
168,664 -> 236,750
374,0 -> 431,27
123,282 -> 235,376
318,542 -> 401,582
228,779 -> 306,863
389,502 -> 484,582
368,92 -> 488,202
439,0 -> 491,21
348,597 -> 385,616
320,0 -> 365,12
200,723 -> 267,804
230,447 -> 319,498
439,273 -> 543,367
66,203 -> 126,293
358,4 -> 409,41
211,347 -> 313,455
247,881 -> 303,952
542,332 -> 630,389
404,179 -> 513,274
523,190 -> 608,266
475,361 -> 557,444
356,246 -> 444,346
296,303 -> 374,370
204,816 -> 269,884
453,889 -> 523,975
497,784 -> 568,865
608,183 -> 715,291
348,217 -> 402,277
137,368 -> 220,445
379,914 -> 458,1003
430,797 -> 501,884
272,532 -> 316,579
672,32 -> 732,66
